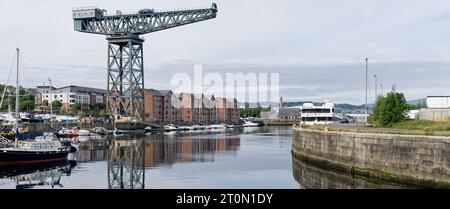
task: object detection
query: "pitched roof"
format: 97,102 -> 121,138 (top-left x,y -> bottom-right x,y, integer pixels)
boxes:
144,89 -> 172,96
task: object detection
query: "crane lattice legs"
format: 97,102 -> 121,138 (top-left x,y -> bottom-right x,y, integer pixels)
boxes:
107,35 -> 145,120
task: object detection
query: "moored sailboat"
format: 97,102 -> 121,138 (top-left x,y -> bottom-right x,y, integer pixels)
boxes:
0,49 -> 70,167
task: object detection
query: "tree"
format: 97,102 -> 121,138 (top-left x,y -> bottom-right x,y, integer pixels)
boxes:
0,88 -> 35,112
96,103 -> 106,110
59,106 -> 67,115
19,92 -> 35,112
77,111 -> 85,118
73,102 -> 82,111
371,92 -> 408,127
99,110 -> 106,117
66,109 -> 75,115
52,100 -> 62,112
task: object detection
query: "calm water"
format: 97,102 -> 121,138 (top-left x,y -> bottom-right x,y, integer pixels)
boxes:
0,126 -> 405,189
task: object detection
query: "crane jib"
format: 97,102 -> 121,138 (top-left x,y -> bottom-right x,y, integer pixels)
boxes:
73,3 -> 217,36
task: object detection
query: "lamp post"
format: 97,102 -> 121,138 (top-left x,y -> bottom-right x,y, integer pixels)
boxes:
373,74 -> 377,101
365,58 -> 368,125
380,83 -> 383,96
48,78 -> 53,129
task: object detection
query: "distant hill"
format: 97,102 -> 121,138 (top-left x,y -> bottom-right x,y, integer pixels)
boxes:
244,98 -> 426,111
335,103 -> 365,110
407,98 -> 426,105
284,101 -> 365,110
284,101 -> 321,107
284,98 -> 426,111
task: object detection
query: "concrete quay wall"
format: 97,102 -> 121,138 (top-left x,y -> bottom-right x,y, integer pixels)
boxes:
292,126 -> 450,188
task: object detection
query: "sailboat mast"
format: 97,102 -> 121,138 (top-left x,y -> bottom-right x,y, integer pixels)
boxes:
14,48 -> 19,146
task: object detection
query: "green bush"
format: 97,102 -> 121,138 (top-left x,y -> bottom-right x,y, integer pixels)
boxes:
371,92 -> 408,127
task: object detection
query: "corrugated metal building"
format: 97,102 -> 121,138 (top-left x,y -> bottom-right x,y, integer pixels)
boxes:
419,96 -> 450,122
426,96 -> 450,109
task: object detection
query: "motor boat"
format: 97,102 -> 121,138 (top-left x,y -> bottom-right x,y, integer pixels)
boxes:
227,124 -> 235,129
177,126 -> 190,131
35,132 -> 78,154
56,128 -> 79,138
192,124 -> 206,130
90,127 -> 109,135
77,129 -> 90,137
144,126 -> 158,132
76,136 -> 90,142
163,124 -> 178,132
243,121 -> 260,127
209,124 -> 225,129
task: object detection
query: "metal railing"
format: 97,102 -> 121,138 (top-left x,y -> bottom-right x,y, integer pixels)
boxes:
0,135 -> 12,148
72,6 -> 99,11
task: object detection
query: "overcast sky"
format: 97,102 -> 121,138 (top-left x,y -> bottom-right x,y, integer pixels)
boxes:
1,0 -> 450,104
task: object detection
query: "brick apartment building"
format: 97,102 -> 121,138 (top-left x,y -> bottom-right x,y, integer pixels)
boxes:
144,89 -> 239,124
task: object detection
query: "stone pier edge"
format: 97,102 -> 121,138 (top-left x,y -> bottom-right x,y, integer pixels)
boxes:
291,149 -> 450,189
291,128 -> 450,189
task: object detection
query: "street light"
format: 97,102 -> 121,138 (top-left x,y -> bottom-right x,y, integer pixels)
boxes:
380,83 -> 383,96
365,58 -> 368,125
373,74 -> 377,101
48,78 -> 53,129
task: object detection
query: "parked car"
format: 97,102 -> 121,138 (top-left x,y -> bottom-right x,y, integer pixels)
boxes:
339,119 -> 350,123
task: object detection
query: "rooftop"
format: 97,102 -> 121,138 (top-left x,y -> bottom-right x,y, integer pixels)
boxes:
37,85 -> 106,94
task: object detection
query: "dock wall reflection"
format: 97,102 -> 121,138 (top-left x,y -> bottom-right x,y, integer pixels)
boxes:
292,157 -> 410,189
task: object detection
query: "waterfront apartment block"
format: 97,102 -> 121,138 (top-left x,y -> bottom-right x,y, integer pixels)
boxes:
215,97 -> 239,124
35,85 -> 106,111
144,89 -> 239,124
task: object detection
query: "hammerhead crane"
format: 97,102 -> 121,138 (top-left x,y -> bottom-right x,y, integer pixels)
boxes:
73,3 -> 218,120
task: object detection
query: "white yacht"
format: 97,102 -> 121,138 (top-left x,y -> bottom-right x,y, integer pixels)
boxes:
243,121 -> 259,127
192,124 -> 206,130
163,124 -> 178,132
77,129 -> 90,136
208,124 -> 225,129
178,126 -> 194,131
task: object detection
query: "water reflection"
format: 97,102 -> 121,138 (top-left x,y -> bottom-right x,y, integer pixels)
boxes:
74,131 -> 241,167
77,138 -> 110,162
0,128 -> 287,189
108,139 -> 145,189
0,160 -> 76,189
292,157 -> 409,189
144,132 -> 240,168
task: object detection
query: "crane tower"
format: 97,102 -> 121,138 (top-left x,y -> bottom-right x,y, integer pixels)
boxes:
73,3 -> 218,120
